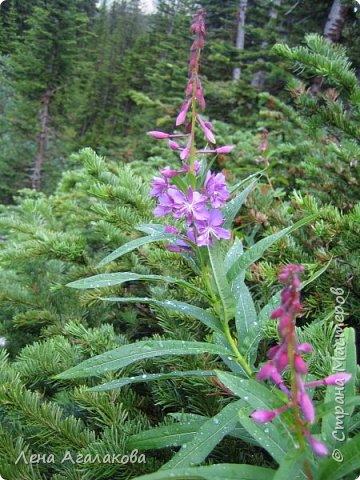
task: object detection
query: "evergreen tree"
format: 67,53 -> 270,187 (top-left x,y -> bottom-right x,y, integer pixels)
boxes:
5,0 -> 91,190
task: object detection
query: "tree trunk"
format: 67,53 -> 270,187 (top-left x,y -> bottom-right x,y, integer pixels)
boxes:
311,0 -> 350,94
251,0 -> 282,89
324,0 -> 349,43
32,90 -> 51,190
232,0 -> 248,81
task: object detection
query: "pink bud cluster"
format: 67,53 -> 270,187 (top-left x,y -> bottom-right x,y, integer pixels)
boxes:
255,128 -> 269,166
148,11 -> 235,249
251,265 -> 351,457
148,10 -> 234,160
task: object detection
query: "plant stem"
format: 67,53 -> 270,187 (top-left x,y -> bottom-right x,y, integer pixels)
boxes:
223,321 -> 253,377
189,49 -> 201,173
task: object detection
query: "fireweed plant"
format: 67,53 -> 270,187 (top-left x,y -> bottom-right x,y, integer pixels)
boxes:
58,11 -> 358,480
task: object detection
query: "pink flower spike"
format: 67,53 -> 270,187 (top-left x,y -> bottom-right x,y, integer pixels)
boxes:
149,131 -> 170,139
216,145 -> 234,154
176,99 -> 191,126
324,373 -> 352,386
251,409 -> 276,424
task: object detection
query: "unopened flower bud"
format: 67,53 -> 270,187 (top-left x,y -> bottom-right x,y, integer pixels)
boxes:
324,373 -> 352,386
216,145 -> 234,154
149,131 -> 169,139
251,409 -> 276,423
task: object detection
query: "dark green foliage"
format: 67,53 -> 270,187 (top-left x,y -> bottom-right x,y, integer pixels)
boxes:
0,1 -> 359,478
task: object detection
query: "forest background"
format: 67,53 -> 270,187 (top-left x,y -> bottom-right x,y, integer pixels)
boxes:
0,1 -> 359,479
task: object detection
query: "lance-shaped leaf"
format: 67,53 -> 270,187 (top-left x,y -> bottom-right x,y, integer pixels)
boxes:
127,419 -> 207,451
224,237 -> 243,274
56,341 -> 231,379
67,272 -> 208,298
89,370 -> 216,392
162,400 -> 244,469
321,327 -> 357,450
208,242 -> 235,323
227,214 -> 317,282
273,450 -> 306,480
232,278 -> 260,364
132,463 -> 276,480
127,413 -> 258,452
318,432 -> 360,480
97,233 -> 177,267
223,179 -> 257,228
216,371 -> 297,463
101,297 -> 223,335
229,170 -> 264,195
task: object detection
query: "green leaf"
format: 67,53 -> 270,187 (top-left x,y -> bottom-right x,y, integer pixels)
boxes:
136,224 -> 168,235
273,450 -> 306,480
208,242 -> 235,323
127,419 -> 206,451
232,278 -> 259,363
318,432 -> 360,480
132,464 -> 276,480
322,327 -> 357,450
229,170 -> 264,195
127,413 -> 258,452
224,238 -> 243,274
162,400 -> 244,469
238,410 -> 289,465
97,233 -> 176,267
56,341 -> 231,379
101,297 -> 223,335
223,179 -> 257,228
67,272 -> 208,298
89,370 -> 216,392
216,371 -> 297,464
227,214 -> 317,282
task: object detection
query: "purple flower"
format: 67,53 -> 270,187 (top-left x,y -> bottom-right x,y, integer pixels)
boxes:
150,177 -> 168,197
196,209 -> 231,246
204,171 -> 230,208
153,191 -> 175,217
171,187 -> 208,225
